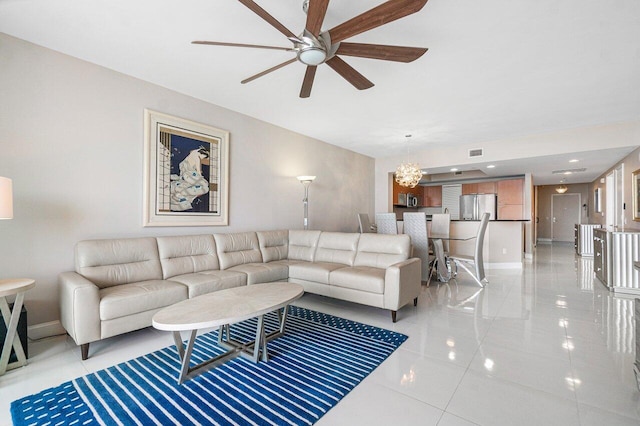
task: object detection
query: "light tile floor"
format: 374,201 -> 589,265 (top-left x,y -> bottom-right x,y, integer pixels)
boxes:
2,243 -> 639,425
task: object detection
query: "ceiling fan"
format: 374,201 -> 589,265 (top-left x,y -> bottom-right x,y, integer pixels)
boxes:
192,0 -> 429,98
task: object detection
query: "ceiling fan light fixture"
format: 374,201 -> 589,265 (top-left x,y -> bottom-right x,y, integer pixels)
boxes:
298,46 -> 326,65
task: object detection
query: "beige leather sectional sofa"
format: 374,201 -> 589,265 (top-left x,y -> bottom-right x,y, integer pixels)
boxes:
59,230 -> 421,359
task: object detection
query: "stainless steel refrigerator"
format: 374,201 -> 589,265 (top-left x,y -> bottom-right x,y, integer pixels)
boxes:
459,193 -> 497,220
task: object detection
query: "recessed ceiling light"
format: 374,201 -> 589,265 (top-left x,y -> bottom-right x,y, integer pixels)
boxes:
569,159 -> 579,163
487,165 -> 495,169
451,168 -> 458,172
564,171 -> 572,175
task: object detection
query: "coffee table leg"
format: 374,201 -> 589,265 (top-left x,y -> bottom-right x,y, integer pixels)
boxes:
252,315 -> 265,362
279,306 -> 289,334
0,292 -> 28,375
177,329 -> 197,385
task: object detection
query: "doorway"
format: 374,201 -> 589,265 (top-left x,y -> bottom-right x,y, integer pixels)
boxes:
551,193 -> 581,242
606,164 -> 624,230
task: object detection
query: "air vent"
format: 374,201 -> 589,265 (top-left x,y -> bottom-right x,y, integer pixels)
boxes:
454,171 -> 463,175
468,148 -> 483,158
552,168 -> 587,175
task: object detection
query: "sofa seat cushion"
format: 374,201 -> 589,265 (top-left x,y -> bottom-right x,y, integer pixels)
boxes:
227,262 -> 288,285
99,280 -> 187,321
289,262 -> 348,285
169,270 -> 247,298
329,266 -> 385,294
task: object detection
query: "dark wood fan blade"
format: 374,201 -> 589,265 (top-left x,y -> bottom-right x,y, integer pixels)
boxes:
192,41 -> 294,52
328,0 -> 428,43
241,58 -> 297,84
325,56 -> 374,90
336,42 -> 427,62
306,0 -> 330,37
237,0 -> 296,38
300,66 -> 317,98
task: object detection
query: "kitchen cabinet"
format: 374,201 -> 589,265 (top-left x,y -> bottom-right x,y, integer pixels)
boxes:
477,181 -> 497,194
497,178 -> 524,220
423,186 -> 442,207
463,182 -> 496,195
462,183 -> 477,195
575,224 -> 601,256
497,179 -> 524,204
594,228 -> 610,287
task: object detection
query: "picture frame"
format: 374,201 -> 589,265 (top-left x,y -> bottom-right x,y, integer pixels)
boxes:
143,109 -> 229,227
633,169 -> 640,221
594,188 -> 602,214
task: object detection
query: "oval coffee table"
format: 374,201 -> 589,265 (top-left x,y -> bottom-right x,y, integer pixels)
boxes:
153,282 -> 303,384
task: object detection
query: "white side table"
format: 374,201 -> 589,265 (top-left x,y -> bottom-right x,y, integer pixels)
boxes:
0,278 -> 35,375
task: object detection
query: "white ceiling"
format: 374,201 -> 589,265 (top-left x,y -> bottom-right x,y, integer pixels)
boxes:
1,0 -> 639,182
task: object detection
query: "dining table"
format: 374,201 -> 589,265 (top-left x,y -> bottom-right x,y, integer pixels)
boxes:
429,233 -> 476,282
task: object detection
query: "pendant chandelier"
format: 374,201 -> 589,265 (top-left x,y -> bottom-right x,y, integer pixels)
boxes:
395,135 -> 423,188
555,179 -> 568,194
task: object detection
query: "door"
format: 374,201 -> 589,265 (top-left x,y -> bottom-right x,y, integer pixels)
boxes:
551,194 -> 581,242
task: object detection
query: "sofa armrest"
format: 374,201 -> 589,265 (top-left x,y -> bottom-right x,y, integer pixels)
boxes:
383,258 -> 421,311
59,271 -> 101,345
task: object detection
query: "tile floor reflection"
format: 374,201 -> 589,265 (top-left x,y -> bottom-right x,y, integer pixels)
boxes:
1,243 -> 639,425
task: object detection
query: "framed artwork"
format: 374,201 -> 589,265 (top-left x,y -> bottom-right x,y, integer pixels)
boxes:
633,169 -> 640,221
143,109 -> 229,227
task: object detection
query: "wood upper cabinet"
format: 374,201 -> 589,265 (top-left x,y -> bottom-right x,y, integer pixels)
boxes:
462,183 -> 477,195
477,181 -> 497,194
497,179 -> 524,205
423,185 -> 442,207
462,181 -> 496,195
497,178 -> 524,220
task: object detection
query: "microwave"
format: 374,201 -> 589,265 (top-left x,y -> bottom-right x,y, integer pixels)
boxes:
398,193 -> 418,207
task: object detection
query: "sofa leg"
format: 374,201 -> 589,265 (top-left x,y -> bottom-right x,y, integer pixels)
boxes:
414,297 -> 418,306
391,310 -> 397,323
81,343 -> 90,360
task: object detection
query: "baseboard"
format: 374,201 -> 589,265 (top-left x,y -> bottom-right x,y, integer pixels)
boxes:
28,320 -> 66,340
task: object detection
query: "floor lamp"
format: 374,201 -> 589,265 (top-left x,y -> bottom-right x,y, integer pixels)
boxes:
296,176 -> 316,230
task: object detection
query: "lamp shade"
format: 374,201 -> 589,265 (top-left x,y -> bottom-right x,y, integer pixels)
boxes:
0,176 -> 13,219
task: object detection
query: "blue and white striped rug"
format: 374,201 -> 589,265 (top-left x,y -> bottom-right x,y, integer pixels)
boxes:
11,306 -> 407,425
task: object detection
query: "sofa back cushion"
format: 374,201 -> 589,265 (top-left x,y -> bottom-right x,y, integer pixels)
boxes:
354,234 -> 411,268
75,237 -> 162,288
288,230 -> 321,262
315,232 -> 360,266
257,230 -> 289,263
213,232 -> 263,270
156,235 -> 219,279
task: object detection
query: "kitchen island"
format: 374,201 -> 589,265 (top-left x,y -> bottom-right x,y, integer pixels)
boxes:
397,219 -> 525,269
447,220 -> 524,268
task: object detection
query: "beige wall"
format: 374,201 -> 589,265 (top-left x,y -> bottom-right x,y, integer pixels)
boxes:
0,34 -> 375,326
588,146 -> 640,231
536,184 -> 590,240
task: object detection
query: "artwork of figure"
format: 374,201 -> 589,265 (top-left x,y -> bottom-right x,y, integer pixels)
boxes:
170,146 -> 210,211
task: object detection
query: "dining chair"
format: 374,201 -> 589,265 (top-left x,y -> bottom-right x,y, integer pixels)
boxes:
431,213 -> 451,253
403,212 -> 433,282
448,212 -> 490,287
357,213 -> 377,233
375,213 -> 398,235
